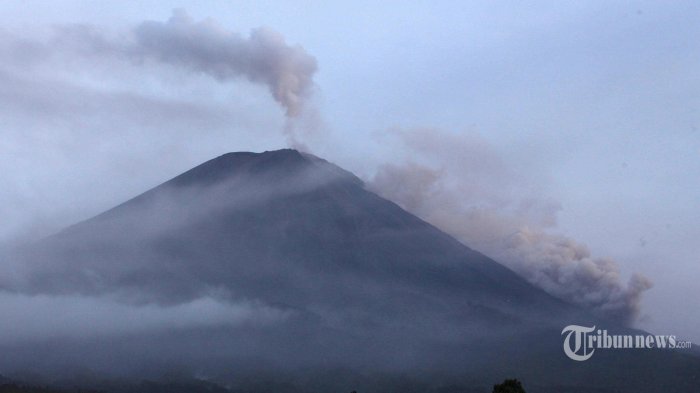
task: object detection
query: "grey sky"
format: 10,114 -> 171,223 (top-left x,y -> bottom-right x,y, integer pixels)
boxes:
0,1 -> 698,342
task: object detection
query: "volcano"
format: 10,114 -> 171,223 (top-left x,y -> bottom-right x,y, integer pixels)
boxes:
2,149 -> 698,393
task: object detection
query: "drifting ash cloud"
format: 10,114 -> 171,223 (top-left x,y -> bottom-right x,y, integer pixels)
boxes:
129,9 -> 316,119
369,127 -> 652,325
2,9 -> 317,144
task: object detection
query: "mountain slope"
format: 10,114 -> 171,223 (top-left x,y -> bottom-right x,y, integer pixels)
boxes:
16,150 -> 570,318
2,149 -> 698,392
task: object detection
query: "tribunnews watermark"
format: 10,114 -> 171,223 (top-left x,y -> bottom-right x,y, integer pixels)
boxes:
562,325 -> 693,361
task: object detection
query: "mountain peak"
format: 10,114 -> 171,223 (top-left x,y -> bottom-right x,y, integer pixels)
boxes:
81,149 -> 362,225
168,149 -> 309,188
163,149 -> 362,190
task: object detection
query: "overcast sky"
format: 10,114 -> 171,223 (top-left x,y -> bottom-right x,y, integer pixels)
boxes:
0,1 -> 698,342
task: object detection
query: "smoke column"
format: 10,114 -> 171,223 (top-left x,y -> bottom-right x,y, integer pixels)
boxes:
45,9 -> 317,144
129,10 -> 317,119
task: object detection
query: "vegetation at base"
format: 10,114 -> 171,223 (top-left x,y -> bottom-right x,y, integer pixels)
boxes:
492,379 -> 526,393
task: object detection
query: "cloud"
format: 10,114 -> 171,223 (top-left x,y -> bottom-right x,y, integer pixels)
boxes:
369,127 -> 652,324
0,294 -> 288,345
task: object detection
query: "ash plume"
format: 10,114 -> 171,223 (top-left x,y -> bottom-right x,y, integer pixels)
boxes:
127,10 -> 317,119
2,9 -> 317,145
124,10 -> 319,148
369,127 -> 652,324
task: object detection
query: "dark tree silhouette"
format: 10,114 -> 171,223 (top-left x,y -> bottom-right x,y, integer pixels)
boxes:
492,378 -> 526,393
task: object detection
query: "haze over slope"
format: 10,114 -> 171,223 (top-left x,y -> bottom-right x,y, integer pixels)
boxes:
0,150 -> 697,392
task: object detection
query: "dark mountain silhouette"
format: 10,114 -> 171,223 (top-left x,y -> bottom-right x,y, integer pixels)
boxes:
2,149 -> 698,392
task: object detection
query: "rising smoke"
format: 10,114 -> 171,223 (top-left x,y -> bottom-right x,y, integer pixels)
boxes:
369,127 -> 652,324
129,10 -> 317,119
4,9 -> 317,145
